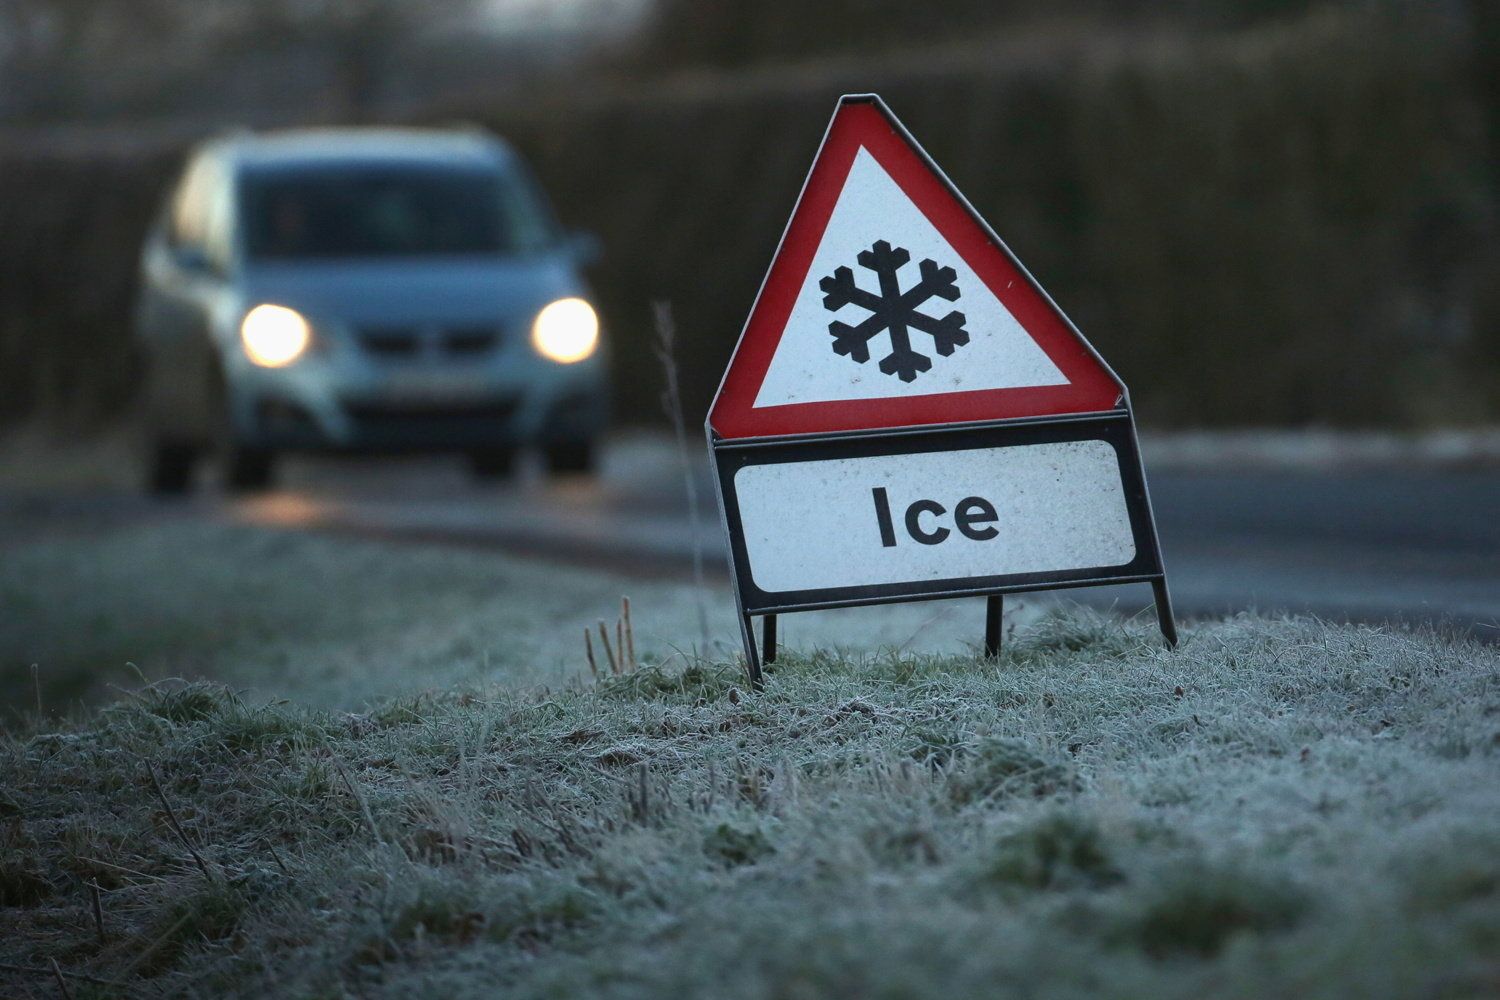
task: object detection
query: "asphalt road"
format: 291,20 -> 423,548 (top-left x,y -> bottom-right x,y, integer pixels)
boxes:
210,436 -> 1500,638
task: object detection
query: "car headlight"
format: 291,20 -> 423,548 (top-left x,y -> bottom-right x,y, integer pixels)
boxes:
241,304 -> 311,368
530,297 -> 598,364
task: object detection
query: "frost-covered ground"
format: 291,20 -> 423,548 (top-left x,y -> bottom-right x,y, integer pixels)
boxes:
2,613 -> 1497,997
2,453 -> 1497,997
0,517 -> 1045,716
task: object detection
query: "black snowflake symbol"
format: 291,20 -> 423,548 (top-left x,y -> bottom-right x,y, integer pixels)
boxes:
819,239 -> 969,382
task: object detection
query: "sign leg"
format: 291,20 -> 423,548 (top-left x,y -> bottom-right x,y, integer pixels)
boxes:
1151,577 -> 1178,648
984,594 -> 1004,658
762,614 -> 778,664
737,610 -> 765,690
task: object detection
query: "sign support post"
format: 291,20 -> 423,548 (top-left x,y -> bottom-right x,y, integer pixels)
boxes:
706,94 -> 1176,689
984,595 -> 1004,659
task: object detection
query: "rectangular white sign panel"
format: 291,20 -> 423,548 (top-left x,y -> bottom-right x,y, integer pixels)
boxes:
733,440 -> 1136,594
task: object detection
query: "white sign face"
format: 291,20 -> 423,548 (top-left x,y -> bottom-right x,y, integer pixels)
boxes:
751,148 -> 1068,409
733,440 -> 1135,594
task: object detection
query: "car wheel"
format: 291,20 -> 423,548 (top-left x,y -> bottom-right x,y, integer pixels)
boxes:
147,441 -> 199,495
224,446 -> 276,492
467,447 -> 517,479
544,440 -> 595,476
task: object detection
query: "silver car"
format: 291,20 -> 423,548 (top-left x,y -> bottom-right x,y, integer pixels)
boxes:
135,127 -> 607,492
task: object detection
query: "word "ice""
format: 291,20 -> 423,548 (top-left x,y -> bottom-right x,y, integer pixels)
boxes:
871,486 -> 999,547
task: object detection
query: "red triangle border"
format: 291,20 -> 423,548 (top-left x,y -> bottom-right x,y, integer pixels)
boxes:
708,95 -> 1124,440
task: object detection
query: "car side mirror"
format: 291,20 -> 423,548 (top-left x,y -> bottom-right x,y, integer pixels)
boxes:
565,230 -> 602,267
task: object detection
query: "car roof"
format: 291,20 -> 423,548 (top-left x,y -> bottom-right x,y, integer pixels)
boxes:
205,127 -> 517,173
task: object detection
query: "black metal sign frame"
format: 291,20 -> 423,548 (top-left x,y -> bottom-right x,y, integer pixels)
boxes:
709,411 -> 1175,686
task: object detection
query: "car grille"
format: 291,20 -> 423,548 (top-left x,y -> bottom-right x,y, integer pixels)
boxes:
443,327 -> 501,355
359,325 -> 502,359
361,328 -> 420,358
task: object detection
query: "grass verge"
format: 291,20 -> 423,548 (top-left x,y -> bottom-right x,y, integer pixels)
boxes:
0,517 -> 1015,716
2,611 -> 1498,997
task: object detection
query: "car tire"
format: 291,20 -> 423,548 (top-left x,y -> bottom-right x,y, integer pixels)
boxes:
544,440 -> 596,476
148,441 -> 199,496
467,447 -> 517,479
224,446 -> 276,492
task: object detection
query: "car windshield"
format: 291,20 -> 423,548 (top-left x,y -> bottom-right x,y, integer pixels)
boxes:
240,163 -> 558,260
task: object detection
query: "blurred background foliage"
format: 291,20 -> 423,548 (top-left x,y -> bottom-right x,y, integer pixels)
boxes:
0,0 -> 1495,430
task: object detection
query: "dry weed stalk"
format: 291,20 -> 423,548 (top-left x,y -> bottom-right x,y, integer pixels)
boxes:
143,760 -> 216,883
652,301 -> 712,650
597,621 -> 619,675
51,958 -> 74,1000
0,963 -> 113,990
88,880 -> 105,944
583,628 -> 599,679
585,596 -> 640,679
622,596 -> 637,667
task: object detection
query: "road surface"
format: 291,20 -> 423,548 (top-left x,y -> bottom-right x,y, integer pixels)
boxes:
196,434 -> 1500,638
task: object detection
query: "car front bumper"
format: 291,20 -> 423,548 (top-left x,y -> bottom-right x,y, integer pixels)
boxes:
227,351 -> 609,452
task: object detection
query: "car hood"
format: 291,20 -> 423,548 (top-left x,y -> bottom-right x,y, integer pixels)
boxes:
236,256 -> 583,327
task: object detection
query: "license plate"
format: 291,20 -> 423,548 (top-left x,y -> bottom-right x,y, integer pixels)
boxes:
378,371 -> 492,405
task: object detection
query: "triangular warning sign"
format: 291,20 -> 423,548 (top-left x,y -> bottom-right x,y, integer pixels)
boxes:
709,95 -> 1123,440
